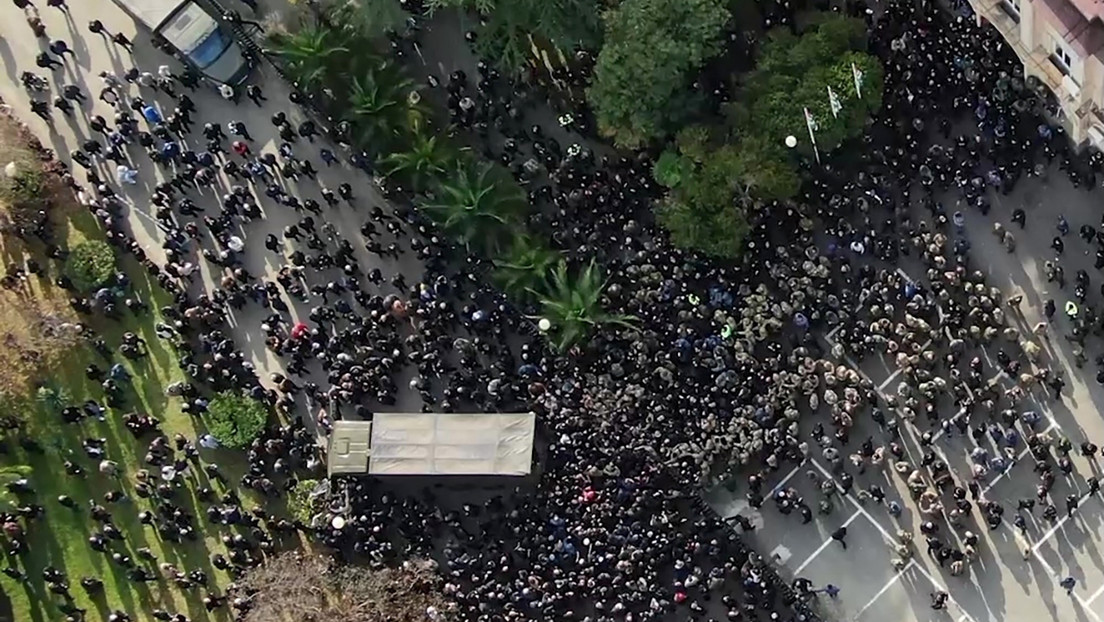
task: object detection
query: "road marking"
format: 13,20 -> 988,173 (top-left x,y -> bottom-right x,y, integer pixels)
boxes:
807,459 -> 899,545
769,464 -> 802,495
877,367 -> 905,392
851,560 -> 914,619
929,406 -> 968,444
1086,583 -> 1104,605
979,422 -> 1059,495
1002,520 -> 1104,622
1032,489 -> 1098,553
909,561 -> 974,621
791,509 -> 864,576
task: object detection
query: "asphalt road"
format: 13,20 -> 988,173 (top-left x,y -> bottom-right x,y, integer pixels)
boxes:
0,0 -> 431,427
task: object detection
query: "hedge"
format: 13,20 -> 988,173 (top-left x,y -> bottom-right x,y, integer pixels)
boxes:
206,392 -> 270,449
288,478 -> 320,524
65,240 -> 117,292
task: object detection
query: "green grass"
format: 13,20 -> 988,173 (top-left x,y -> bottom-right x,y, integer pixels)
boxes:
0,211 -> 284,622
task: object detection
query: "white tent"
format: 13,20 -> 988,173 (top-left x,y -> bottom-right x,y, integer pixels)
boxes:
327,421 -> 372,477
367,413 -> 535,476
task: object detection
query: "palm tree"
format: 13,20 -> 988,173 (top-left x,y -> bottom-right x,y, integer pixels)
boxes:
345,63 -> 425,154
421,162 -> 526,253
530,259 -> 637,352
380,127 -> 458,192
493,235 -> 560,300
265,25 -> 354,92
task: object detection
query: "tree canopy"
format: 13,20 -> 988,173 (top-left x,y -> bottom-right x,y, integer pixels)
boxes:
426,0 -> 603,75
652,15 -> 883,258
587,0 -> 730,149
653,126 -> 797,258
236,552 -> 450,622
729,15 -> 884,155
206,392 -> 270,449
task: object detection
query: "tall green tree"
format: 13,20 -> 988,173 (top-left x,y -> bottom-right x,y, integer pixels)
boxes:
587,0 -> 730,149
344,61 -> 426,155
421,162 -> 527,253
730,15 -> 884,156
492,235 -> 561,300
266,25 -> 355,92
655,146 -> 749,258
330,0 -> 409,40
653,127 -> 797,257
380,127 -> 459,192
426,0 -> 602,76
532,260 -> 637,352
474,0 -> 604,76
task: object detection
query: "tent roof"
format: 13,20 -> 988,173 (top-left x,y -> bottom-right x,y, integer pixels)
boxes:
368,413 -> 535,476
327,421 -> 373,477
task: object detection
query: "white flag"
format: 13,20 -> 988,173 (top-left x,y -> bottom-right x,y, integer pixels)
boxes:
827,85 -> 842,118
804,107 -> 821,164
851,62 -> 864,99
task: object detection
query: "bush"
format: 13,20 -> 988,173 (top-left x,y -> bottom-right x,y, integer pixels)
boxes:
1,167 -> 45,204
288,478 -> 321,524
206,392 -> 270,449
65,240 -> 116,292
35,384 -> 71,416
0,278 -> 81,402
0,166 -> 50,235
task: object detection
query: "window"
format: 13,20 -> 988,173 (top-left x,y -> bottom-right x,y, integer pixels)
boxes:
1052,39 -> 1074,75
1001,0 -> 1020,22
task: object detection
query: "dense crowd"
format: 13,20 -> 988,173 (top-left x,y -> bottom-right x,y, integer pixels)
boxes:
5,0 -> 1104,620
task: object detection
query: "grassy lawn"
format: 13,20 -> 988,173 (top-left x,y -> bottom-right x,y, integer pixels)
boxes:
0,123 -> 287,622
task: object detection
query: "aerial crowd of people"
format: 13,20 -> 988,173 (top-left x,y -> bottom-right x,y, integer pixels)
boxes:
5,0 -> 1104,620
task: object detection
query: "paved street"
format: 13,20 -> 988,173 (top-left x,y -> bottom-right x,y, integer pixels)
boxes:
0,0 -> 429,424
11,2 -> 1104,622
709,165 -> 1104,622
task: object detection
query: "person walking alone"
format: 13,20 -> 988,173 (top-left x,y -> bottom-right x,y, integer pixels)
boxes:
831,526 -> 848,550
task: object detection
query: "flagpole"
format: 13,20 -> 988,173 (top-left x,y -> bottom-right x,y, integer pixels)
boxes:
803,107 -> 821,165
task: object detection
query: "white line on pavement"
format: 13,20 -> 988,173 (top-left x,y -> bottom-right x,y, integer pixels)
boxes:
769,464 -> 802,495
1032,489 -> 1098,553
877,368 -> 905,392
980,421 -> 1058,495
909,562 -> 975,621
930,406 -> 967,444
851,560 -> 915,620
1002,520 -> 1104,622
1086,584 -> 1104,606
807,459 -> 900,545
791,509 -> 864,576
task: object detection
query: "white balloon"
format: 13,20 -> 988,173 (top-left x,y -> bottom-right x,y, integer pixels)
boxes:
784,135 -> 798,148
538,318 -> 552,331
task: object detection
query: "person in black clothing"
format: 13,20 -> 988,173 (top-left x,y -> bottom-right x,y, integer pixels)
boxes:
831,526 -> 848,549
30,99 -> 51,121
36,52 -> 62,70
111,32 -> 134,52
88,19 -> 110,36
49,39 -> 76,59
246,84 -> 266,105
53,96 -> 73,116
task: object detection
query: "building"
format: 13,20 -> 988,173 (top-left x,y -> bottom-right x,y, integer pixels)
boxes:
970,0 -> 1104,147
